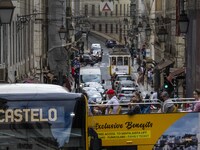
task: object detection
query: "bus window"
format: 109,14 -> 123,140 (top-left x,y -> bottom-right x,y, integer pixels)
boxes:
111,57 -> 116,65
117,57 -> 123,65
124,57 -> 128,65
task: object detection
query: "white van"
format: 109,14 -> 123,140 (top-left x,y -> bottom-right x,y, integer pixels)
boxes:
79,66 -> 102,89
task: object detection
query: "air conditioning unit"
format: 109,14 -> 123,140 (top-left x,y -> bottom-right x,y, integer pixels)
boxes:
0,68 -> 5,81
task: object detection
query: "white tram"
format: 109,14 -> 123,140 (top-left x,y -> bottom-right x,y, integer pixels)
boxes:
108,46 -> 132,76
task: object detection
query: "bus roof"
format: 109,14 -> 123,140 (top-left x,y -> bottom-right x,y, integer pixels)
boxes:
0,83 -> 69,94
0,83 -> 84,101
80,66 -> 101,74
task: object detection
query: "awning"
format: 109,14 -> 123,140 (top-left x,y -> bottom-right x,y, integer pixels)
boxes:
23,77 -> 41,83
156,60 -> 174,70
167,67 -> 185,83
71,47 -> 79,51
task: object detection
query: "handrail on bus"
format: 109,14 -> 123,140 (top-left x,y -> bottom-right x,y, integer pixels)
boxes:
88,102 -> 162,107
88,101 -> 162,115
162,98 -> 196,112
88,98 -> 197,115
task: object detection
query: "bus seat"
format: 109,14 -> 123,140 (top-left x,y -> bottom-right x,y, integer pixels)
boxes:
117,106 -> 122,114
172,105 -> 178,112
108,106 -> 122,114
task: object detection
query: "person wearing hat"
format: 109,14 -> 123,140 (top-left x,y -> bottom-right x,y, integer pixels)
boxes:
99,89 -> 120,114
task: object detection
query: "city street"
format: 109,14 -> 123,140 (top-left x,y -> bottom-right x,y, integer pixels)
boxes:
83,32 -> 153,97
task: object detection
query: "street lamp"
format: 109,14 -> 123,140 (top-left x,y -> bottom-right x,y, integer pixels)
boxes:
0,0 -> 15,24
145,24 -> 151,37
58,25 -> 67,40
67,23 -> 74,40
137,22 -> 143,32
157,26 -> 168,42
178,10 -> 189,34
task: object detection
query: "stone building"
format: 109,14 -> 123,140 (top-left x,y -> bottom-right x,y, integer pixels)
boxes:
0,0 -> 47,83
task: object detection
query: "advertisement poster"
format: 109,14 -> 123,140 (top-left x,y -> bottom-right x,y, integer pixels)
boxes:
88,113 -> 200,149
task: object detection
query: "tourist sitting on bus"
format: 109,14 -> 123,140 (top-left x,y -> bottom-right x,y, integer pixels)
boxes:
128,91 -> 142,115
193,89 -> 200,112
98,89 -> 120,114
159,91 -> 177,113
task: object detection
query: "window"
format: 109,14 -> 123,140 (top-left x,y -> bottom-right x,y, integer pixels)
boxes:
85,5 -> 88,16
120,4 -> 122,16
124,57 -> 128,65
92,24 -> 95,30
127,4 -> 129,16
105,12 -> 108,17
116,24 -> 118,34
92,5 -> 95,16
105,24 -> 108,33
111,57 -> 116,65
110,24 -> 113,33
98,5 -> 102,16
117,57 -> 123,65
110,11 -> 113,16
124,4 -> 126,16
99,24 -> 102,32
115,4 -> 118,16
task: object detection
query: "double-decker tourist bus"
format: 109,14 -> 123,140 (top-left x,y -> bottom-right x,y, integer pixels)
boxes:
0,84 -> 101,150
108,45 -> 131,76
88,99 -> 200,150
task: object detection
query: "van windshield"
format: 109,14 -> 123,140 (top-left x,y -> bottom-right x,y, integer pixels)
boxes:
80,74 -> 101,83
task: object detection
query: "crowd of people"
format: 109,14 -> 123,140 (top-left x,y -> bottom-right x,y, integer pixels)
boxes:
87,87 -> 200,116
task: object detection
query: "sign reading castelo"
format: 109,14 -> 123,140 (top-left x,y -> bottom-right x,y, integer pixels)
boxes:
0,108 -> 57,123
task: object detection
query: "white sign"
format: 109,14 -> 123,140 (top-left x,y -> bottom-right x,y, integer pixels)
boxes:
82,33 -> 87,37
100,2 -> 113,12
146,49 -> 151,58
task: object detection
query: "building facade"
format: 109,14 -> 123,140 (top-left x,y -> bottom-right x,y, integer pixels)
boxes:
186,0 -> 200,97
0,0 -> 47,83
81,0 -> 131,43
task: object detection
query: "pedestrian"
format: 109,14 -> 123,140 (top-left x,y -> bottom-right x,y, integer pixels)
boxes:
63,76 -> 71,92
158,91 -> 177,113
192,89 -> 200,112
147,68 -> 153,84
71,66 -> 75,78
137,65 -> 145,85
98,89 -> 120,114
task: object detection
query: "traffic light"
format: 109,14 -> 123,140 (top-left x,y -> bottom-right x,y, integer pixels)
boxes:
164,81 -> 169,89
163,77 -> 173,94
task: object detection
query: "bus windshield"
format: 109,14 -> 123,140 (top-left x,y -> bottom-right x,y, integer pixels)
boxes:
0,98 -> 86,149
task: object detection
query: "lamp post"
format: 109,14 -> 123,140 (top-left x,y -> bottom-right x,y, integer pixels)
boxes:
145,24 -> 151,38
178,10 -> 189,34
157,26 -> 168,42
57,22 -> 74,86
137,22 -> 143,32
58,25 -> 67,40
0,0 -> 15,24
